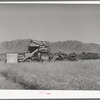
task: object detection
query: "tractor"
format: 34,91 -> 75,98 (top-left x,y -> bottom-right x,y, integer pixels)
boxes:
52,50 -> 67,61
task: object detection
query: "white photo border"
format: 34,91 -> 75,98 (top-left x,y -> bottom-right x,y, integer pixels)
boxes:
0,1 -> 100,99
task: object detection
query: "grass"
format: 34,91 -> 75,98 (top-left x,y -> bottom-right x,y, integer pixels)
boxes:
0,60 -> 100,90
0,74 -> 23,89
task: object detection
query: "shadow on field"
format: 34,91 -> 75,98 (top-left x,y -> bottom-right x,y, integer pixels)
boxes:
0,71 -> 39,89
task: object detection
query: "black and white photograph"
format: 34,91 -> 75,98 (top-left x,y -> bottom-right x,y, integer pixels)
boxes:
0,2 -> 100,91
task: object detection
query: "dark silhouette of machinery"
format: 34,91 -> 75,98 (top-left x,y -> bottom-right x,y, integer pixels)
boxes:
52,51 -> 77,62
18,40 -> 78,63
18,40 -> 51,62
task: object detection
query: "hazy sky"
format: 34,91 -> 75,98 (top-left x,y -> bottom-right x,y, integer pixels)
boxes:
0,4 -> 100,44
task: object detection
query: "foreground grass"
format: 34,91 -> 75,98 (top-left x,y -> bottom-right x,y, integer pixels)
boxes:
0,74 -> 23,89
0,60 -> 100,90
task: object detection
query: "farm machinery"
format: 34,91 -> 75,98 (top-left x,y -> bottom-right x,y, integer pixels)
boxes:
18,41 -> 51,62
17,40 -> 77,63
52,52 -> 77,61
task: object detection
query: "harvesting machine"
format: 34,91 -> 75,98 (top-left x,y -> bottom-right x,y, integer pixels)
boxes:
18,40 -> 51,62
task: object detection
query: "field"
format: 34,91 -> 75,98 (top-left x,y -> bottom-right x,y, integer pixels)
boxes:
0,60 -> 100,90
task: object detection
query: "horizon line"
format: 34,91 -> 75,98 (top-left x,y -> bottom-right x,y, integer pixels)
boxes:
0,38 -> 100,45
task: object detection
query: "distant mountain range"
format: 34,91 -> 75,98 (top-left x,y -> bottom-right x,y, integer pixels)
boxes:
0,39 -> 100,54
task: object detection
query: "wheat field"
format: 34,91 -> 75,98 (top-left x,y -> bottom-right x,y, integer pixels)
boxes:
0,60 -> 100,90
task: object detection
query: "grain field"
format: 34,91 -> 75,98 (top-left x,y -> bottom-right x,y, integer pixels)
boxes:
0,60 -> 100,90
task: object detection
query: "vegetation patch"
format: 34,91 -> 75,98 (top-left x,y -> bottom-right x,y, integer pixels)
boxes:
0,60 -> 100,90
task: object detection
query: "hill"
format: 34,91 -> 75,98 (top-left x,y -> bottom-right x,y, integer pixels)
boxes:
46,40 -> 100,54
0,39 -> 100,54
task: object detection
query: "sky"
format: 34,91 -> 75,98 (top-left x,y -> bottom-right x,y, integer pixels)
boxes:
0,4 -> 100,44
